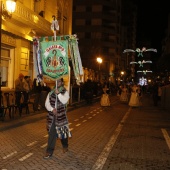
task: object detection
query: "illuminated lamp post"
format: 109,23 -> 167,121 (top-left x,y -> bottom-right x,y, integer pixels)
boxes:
120,71 -> 125,83
0,0 -> 16,111
96,57 -> 102,82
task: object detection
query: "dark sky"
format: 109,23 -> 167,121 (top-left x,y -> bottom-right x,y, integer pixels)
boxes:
134,0 -> 170,57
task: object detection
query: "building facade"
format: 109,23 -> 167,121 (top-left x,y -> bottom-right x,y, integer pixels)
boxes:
72,0 -> 122,83
72,0 -> 139,84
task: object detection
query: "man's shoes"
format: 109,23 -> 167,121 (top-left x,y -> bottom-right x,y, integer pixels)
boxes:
43,153 -> 52,159
63,148 -> 68,153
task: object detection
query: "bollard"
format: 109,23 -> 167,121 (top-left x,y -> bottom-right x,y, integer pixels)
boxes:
78,87 -> 80,102
70,84 -> 73,105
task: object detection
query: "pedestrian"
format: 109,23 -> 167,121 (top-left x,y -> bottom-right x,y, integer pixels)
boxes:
23,76 -> 32,103
15,73 -> 24,107
32,74 -> 49,110
137,84 -> 142,105
15,73 -> 24,91
117,85 -> 122,97
158,84 -> 162,101
43,78 -> 71,159
120,84 -> 128,103
128,84 -> 140,107
33,77 -> 49,111
100,85 -> 110,106
83,79 -> 93,104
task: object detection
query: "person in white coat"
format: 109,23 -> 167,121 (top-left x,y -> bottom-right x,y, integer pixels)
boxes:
43,78 -> 71,159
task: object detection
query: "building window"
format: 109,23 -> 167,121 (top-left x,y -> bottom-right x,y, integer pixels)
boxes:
86,6 -> 92,12
0,48 -> 10,87
92,5 -> 102,12
86,20 -> 91,25
85,33 -> 91,39
91,19 -> 102,25
75,5 -> 86,12
75,19 -> 85,25
77,32 -> 85,39
103,48 -> 108,53
91,32 -> 101,39
34,0 -> 45,17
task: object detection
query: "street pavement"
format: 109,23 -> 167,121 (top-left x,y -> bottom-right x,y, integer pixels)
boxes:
0,94 -> 170,170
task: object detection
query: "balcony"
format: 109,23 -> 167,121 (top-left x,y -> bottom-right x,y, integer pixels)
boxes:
3,1 -> 52,39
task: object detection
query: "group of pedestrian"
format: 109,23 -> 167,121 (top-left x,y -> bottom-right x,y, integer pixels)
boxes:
117,84 -> 142,107
15,73 -> 32,92
117,83 -> 162,108
15,73 -> 51,111
15,73 -> 32,106
32,77 -> 51,111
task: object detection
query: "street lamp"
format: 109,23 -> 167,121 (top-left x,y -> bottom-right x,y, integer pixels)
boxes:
97,57 -> 102,70
0,0 -> 16,112
96,57 -> 102,82
121,71 -> 124,76
120,71 -> 125,83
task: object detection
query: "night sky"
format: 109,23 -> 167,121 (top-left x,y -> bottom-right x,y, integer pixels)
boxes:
131,0 -> 170,73
135,0 -> 170,56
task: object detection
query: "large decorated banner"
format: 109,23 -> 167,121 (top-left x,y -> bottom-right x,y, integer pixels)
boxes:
33,35 -> 83,84
40,40 -> 69,80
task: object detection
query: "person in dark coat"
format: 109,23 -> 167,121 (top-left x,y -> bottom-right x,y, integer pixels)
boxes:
83,79 -> 93,104
32,78 -> 43,111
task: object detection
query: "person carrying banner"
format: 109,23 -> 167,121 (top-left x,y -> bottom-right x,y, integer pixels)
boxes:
43,78 -> 71,159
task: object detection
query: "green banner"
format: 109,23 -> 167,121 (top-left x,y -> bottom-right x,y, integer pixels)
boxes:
68,35 -> 83,85
40,40 -> 69,80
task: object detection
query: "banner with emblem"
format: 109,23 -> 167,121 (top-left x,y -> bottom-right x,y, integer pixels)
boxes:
40,40 -> 69,80
33,35 -> 83,84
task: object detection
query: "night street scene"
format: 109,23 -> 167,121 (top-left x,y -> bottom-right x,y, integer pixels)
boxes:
1,0 -> 170,170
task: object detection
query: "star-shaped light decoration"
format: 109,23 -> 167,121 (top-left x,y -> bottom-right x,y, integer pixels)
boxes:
130,60 -> 152,67
137,70 -> 152,75
123,47 -> 157,57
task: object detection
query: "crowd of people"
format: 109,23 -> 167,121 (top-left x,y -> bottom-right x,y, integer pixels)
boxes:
76,79 -> 164,108
15,73 -> 51,111
15,73 -> 164,110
